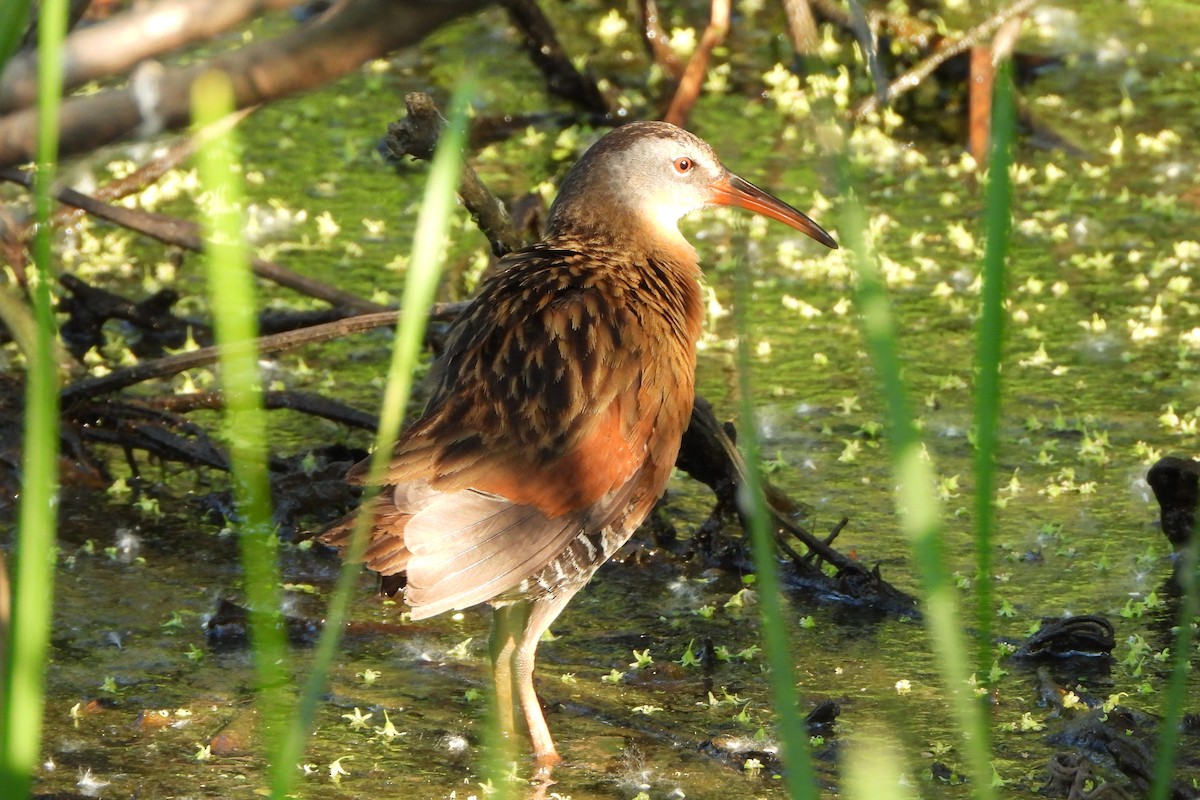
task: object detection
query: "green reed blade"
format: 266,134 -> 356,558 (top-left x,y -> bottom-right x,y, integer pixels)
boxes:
733,269 -> 818,799
269,76 -> 474,796
1149,542 -> 1198,800
833,163 -> 995,800
191,69 -> 289,774
974,60 -> 1015,688
0,1 -> 66,796
0,0 -> 33,71
844,728 -> 914,800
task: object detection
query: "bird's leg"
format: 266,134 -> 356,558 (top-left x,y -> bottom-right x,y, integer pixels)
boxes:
489,602 -> 528,742
512,593 -> 575,770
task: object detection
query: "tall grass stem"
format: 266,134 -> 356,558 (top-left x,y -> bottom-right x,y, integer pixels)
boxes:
192,69 -> 290,780
1149,543 -> 1197,800
733,269 -> 818,799
269,76 -> 475,795
0,2 -> 67,795
831,153 -> 996,800
973,56 -> 1014,702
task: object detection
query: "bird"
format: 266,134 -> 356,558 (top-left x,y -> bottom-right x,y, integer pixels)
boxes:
320,120 -> 837,767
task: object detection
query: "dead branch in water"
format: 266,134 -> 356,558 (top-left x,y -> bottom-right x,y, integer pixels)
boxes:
0,0 -> 488,168
662,0 -> 729,128
850,0 -> 1038,120
0,167 -> 386,313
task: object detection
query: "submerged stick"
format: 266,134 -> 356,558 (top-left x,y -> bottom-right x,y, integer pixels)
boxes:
59,304 -> 468,405
851,0 -> 1038,120
0,167 -> 386,312
386,92 -> 528,257
662,0 -> 729,127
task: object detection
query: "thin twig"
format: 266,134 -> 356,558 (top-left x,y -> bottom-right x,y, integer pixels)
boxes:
639,0 -> 684,81
498,0 -> 611,115
140,390 -> 380,430
800,516 -> 848,564
662,0 -> 730,127
846,0 -> 888,109
56,107 -> 257,228
59,304 -> 468,406
386,93 -> 528,257
781,0 -> 819,57
0,167 -> 386,312
851,0 -> 1038,120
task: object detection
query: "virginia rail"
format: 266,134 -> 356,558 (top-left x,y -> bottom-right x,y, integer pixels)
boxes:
322,120 -> 836,765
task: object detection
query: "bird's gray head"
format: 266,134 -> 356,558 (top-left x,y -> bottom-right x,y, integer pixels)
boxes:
545,121 -> 837,255
547,122 -> 723,242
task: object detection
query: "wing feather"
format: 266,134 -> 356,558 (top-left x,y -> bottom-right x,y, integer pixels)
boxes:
323,246 -> 704,616
369,248 -> 647,515
403,494 -> 581,618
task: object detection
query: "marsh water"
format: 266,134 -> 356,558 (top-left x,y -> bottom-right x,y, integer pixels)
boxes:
13,1 -> 1200,797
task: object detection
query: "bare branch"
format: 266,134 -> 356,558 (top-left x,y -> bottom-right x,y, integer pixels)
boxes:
639,0 -> 684,81
0,0 -> 306,114
808,0 -> 938,50
662,0 -> 729,127
851,0 -> 1037,120
386,92 -> 527,257
0,166 -> 387,312
0,0 -> 491,168
498,0 -> 611,115
781,0 -> 819,57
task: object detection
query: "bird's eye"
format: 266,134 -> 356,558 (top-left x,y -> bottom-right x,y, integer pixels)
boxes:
673,157 -> 693,174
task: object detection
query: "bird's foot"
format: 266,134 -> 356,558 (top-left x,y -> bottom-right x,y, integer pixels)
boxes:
533,749 -> 563,783
528,766 -> 558,800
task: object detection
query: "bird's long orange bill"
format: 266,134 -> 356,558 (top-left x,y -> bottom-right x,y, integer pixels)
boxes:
709,173 -> 838,249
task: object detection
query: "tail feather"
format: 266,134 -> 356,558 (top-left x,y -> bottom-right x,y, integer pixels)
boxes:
317,492 -> 414,578
403,493 -> 583,618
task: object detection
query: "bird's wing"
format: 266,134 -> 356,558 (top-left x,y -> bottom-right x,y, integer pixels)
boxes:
331,248 -> 671,613
324,240 -> 705,617
359,248 -> 654,517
